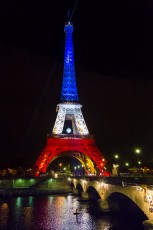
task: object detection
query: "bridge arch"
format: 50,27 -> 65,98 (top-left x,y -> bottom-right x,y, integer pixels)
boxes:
76,183 -> 83,194
86,186 -> 101,200
101,184 -> 153,220
107,192 -> 147,221
71,177 -> 153,222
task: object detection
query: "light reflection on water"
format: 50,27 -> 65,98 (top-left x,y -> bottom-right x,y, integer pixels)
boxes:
0,194 -> 143,230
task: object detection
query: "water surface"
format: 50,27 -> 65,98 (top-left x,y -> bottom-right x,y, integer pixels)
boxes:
0,194 -> 144,230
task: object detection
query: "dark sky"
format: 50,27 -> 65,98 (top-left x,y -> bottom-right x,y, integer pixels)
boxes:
0,0 -> 153,169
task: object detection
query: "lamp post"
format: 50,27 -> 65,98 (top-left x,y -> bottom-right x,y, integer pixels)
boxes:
114,154 -> 119,166
135,148 -> 141,156
125,162 -> 129,174
112,154 -> 119,176
59,163 -> 62,173
138,161 -> 141,175
114,154 -> 119,167
114,154 -> 119,160
135,148 -> 141,175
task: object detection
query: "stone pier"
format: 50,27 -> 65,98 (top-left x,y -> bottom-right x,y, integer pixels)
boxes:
97,199 -> 110,212
143,220 -> 153,230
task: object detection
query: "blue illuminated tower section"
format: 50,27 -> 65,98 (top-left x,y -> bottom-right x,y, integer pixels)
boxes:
61,21 -> 78,102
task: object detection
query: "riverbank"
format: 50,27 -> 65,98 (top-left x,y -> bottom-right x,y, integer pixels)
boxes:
0,177 -> 72,197
0,188 -> 72,197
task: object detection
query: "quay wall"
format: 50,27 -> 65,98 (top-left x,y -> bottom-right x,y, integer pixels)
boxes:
0,178 -> 71,190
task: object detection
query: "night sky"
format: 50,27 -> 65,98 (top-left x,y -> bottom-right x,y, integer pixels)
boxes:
0,0 -> 153,169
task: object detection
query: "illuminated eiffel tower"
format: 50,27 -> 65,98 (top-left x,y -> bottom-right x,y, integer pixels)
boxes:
34,21 -> 106,176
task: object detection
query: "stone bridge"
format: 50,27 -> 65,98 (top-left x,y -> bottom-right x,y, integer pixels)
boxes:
70,176 -> 153,229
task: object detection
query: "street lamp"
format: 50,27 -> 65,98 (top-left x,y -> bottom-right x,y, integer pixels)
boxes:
138,161 -> 141,166
138,161 -> 141,175
112,154 -> 119,176
135,148 -> 141,154
134,148 -> 141,159
125,162 -> 129,173
135,148 -> 141,160
114,154 -> 119,159
59,163 -> 62,173
135,148 -> 142,174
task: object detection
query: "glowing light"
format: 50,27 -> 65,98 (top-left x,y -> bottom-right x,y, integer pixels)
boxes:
0,203 -> 9,226
49,179 -> 53,183
54,173 -> 58,178
114,154 -> 119,159
66,128 -> 71,133
135,148 -> 141,154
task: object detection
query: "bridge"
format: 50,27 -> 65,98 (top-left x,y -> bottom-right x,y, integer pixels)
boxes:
69,176 -> 153,229
0,175 -> 153,228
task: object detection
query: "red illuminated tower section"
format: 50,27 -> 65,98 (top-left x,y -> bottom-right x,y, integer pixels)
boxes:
34,21 -> 106,175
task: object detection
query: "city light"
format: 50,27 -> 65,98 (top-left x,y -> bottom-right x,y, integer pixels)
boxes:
114,154 -> 119,159
59,163 -> 62,172
135,148 -> 141,154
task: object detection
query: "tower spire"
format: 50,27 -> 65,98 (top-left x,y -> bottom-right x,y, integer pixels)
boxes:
68,9 -> 71,21
61,21 -> 79,102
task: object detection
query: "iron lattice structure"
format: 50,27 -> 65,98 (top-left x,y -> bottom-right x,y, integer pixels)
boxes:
34,138 -> 105,174
34,21 -> 106,175
61,21 -> 78,102
52,103 -> 89,135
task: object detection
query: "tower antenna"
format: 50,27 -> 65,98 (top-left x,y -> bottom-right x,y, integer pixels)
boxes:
69,0 -> 79,21
68,9 -> 71,21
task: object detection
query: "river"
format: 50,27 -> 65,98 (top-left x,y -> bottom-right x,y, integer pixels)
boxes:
0,194 -> 144,230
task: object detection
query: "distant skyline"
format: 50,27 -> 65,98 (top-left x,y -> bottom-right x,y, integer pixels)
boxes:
0,0 -> 153,169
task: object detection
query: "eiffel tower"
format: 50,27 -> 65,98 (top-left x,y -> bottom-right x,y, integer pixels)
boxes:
34,21 -> 106,176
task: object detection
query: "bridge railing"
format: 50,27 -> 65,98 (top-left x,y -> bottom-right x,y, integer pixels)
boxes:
70,175 -> 153,186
